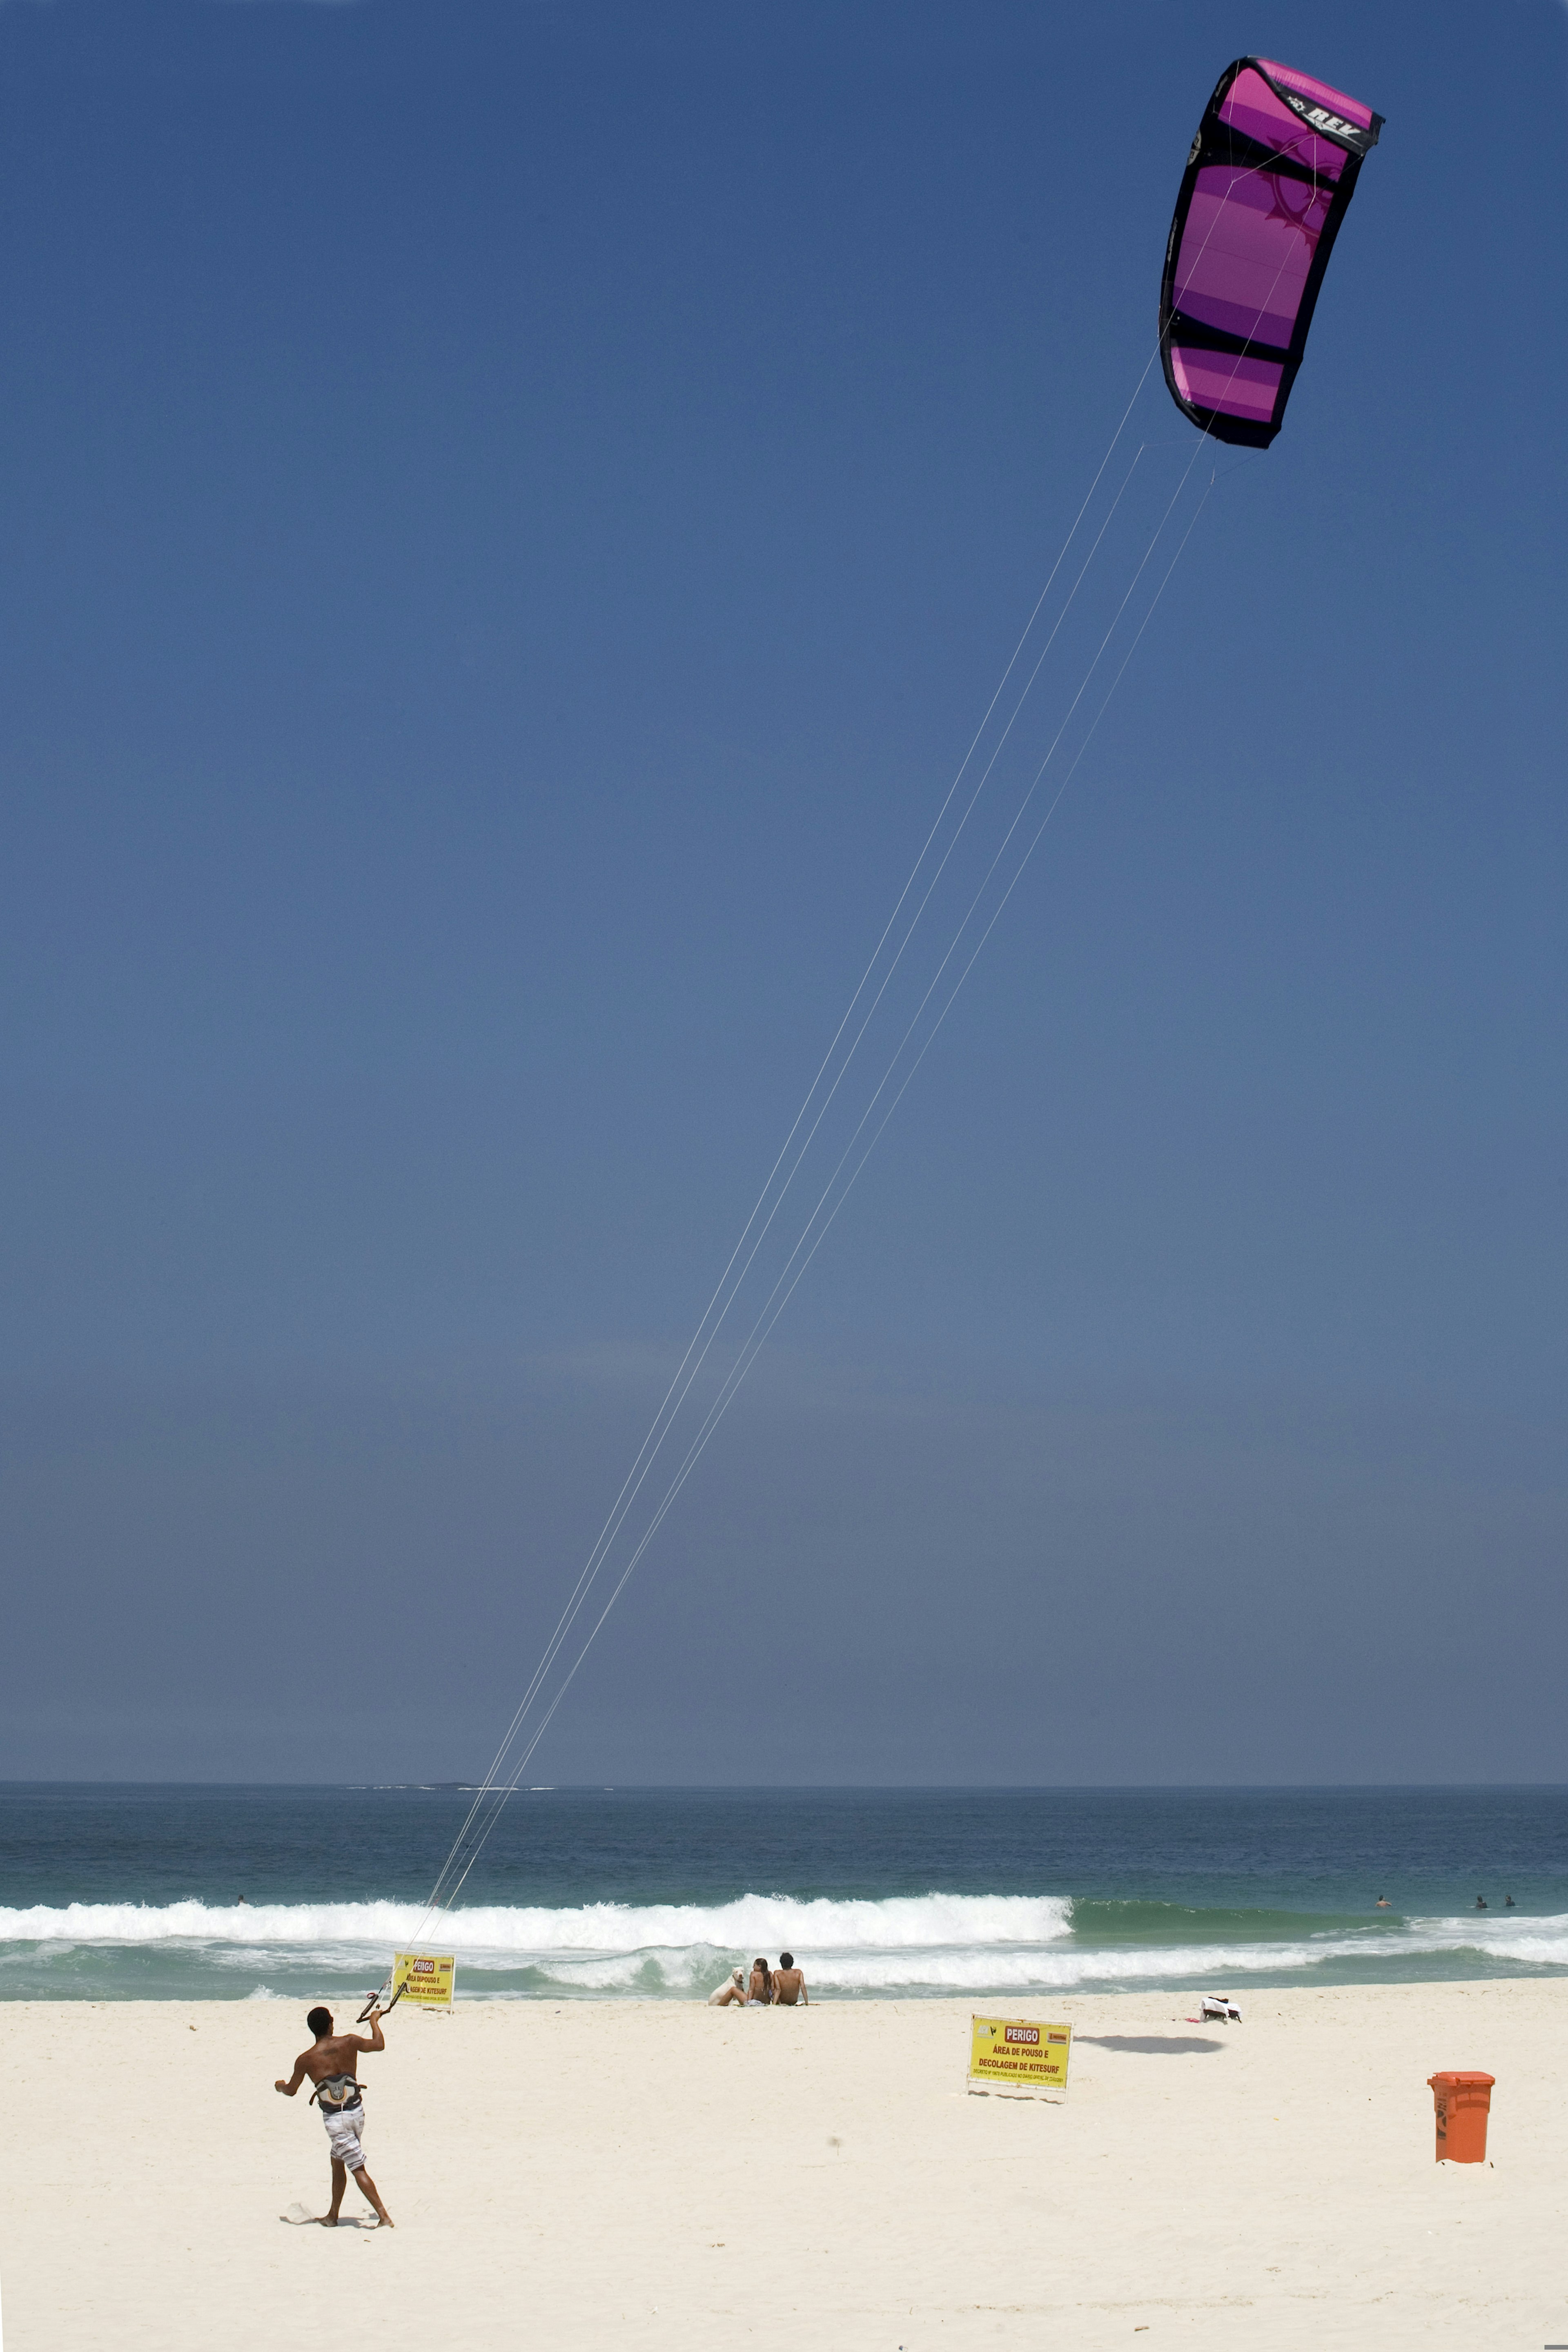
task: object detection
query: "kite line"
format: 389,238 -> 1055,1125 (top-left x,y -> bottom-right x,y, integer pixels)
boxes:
359,98 -> 1370,1983
388,431 -> 1225,1963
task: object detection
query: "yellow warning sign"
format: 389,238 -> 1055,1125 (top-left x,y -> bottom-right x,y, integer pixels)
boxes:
968,2014 -> 1071,2096
392,1951 -> 457,2009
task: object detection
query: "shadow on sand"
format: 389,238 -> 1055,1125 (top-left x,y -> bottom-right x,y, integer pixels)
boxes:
1074,2034 -> 1227,2055
280,2204 -> 385,2229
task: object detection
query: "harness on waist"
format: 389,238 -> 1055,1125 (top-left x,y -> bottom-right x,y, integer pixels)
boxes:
311,2073 -> 364,2114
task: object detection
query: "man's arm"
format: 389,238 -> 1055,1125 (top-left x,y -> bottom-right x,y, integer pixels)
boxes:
349,2011 -> 386,2055
274,2055 -> 309,2096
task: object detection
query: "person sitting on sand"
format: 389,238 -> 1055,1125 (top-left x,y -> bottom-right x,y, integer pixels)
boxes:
708,1968 -> 747,2007
746,1957 -> 773,2005
275,2003 -> 394,2227
771,1951 -> 808,2005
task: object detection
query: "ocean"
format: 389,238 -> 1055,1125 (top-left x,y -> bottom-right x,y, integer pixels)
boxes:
2,1783 -> 1564,2005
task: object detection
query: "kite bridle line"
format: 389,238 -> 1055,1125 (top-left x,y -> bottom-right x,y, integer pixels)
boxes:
399,147 -> 1317,1953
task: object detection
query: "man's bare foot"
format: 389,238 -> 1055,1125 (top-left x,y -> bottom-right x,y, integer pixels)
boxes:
352,2167 -> 393,2227
315,2214 -> 342,2227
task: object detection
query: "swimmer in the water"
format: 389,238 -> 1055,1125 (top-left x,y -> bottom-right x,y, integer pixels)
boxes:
1376,1895 -> 1390,1908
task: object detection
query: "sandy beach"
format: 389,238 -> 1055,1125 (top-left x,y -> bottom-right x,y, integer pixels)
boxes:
1,1980 -> 1562,2349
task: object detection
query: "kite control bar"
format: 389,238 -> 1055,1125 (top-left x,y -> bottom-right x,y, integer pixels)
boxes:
356,1981 -> 406,2025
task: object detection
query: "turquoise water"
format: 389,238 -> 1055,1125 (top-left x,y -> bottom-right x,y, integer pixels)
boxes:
2,1783 -> 1564,2002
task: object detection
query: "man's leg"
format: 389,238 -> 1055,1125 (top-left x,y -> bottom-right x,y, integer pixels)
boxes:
314,2156 -> 349,2225
348,2162 -> 393,2227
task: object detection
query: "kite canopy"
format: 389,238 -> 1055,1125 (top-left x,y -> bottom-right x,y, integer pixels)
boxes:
1160,58 -> 1382,448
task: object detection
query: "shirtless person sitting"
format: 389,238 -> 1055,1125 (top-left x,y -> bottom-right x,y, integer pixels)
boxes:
771,1951 -> 808,2006
275,2003 -> 394,2227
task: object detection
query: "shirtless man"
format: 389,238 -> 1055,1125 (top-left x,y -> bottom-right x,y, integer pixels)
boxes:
275,2003 -> 394,2227
771,1951 -> 808,2006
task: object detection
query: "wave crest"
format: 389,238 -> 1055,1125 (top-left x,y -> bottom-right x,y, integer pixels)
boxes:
4,1895 -> 1566,1996
0,1890 -> 1072,1957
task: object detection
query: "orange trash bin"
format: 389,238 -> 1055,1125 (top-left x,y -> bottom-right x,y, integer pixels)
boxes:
1428,2071 -> 1494,2163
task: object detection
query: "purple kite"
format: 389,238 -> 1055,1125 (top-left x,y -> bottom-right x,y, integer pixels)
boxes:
1160,58 -> 1382,448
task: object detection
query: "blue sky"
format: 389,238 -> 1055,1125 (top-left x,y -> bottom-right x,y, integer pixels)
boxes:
2,0 -> 1564,1782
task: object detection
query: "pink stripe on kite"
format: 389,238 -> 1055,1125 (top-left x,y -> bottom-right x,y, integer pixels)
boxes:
1175,173 -> 1322,349
1169,347 -> 1282,423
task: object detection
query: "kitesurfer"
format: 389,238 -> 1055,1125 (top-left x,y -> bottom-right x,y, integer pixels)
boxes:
275,2003 -> 395,2227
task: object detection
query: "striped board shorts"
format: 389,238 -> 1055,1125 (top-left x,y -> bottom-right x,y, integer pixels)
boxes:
321,2100 -> 367,2172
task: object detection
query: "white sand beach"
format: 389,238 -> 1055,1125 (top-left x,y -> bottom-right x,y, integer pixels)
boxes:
1,1981 -> 1562,2350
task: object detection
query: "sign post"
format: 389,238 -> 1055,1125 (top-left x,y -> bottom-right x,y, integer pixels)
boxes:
392,1951 -> 457,2010
968,2014 -> 1071,2099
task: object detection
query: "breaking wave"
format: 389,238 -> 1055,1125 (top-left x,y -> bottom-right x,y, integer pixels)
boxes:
0,1890 -> 1068,1980
3,1893 -> 1566,1999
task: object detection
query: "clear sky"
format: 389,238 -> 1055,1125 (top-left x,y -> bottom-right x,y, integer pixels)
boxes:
2,0 -> 1564,1785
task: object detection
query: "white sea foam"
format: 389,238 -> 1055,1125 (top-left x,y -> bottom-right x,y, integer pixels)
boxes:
0,1891 -> 1073,1957
2,1897 -> 1564,1994
1405,1915 -> 1568,1968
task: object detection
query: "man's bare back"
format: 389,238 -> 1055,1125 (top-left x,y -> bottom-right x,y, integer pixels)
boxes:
278,2019 -> 381,2095
771,1954 -> 808,2006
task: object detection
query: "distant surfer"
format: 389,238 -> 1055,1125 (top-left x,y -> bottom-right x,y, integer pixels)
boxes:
1375,1895 -> 1390,1908
275,2004 -> 394,2227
